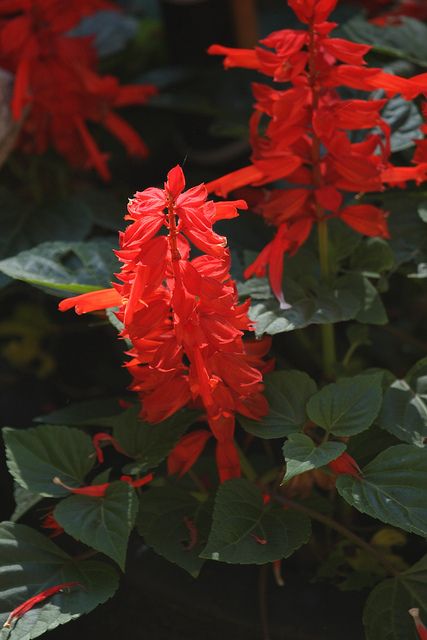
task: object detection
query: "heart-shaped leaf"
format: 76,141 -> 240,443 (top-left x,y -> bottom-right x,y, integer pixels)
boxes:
282,434 -> 346,483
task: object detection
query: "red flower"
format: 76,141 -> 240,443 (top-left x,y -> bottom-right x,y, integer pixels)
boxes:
53,473 -> 153,496
0,0 -> 156,179
409,609 -> 427,640
59,166 -> 270,482
41,512 -> 64,538
207,0 -> 426,304
3,582 -> 81,629
327,452 -> 362,479
167,430 -> 212,477
92,432 -> 127,464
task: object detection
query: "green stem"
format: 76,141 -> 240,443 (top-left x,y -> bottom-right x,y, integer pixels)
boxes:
318,220 -> 336,379
273,493 -> 399,577
236,445 -> 258,482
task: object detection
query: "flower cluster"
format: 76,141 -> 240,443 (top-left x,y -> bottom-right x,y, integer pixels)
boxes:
0,0 -> 156,179
59,166 -> 270,482
207,0 -> 427,306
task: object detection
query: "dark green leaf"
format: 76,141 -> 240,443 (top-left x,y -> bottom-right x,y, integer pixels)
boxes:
54,481 -> 138,570
11,485 -> 43,522
239,370 -> 317,439
337,444 -> 427,536
306,374 -> 383,436
109,407 -> 201,472
137,487 -> 212,577
201,479 -> 311,564
0,239 -> 118,295
0,522 -> 119,638
363,554 -> 427,640
3,425 -> 95,498
35,398 -> 122,426
0,191 -> 92,262
379,358 -> 427,447
350,238 -> 395,277
282,434 -> 346,483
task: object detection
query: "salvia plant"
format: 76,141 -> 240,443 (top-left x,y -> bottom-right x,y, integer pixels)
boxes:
0,0 -> 427,639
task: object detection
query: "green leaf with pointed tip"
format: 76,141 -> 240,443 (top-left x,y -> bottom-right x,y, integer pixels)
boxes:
108,407 -> 201,472
379,358 -> 427,447
239,370 -> 317,439
3,425 -> 95,498
306,374 -> 383,436
282,434 -> 346,483
201,479 -> 311,564
0,522 -> 119,639
337,444 -> 427,537
54,481 -> 138,570
137,487 -> 212,577
11,485 -> 43,522
350,238 -> 395,278
363,554 -> 427,640
0,239 -> 117,295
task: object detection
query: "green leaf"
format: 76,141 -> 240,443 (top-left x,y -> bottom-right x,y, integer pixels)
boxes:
307,374 -> 383,436
109,407 -> 201,472
201,479 -> 311,564
363,554 -> 427,640
0,522 -> 119,638
379,358 -> 427,447
137,487 -> 212,577
0,239 -> 118,295
35,398 -> 123,426
54,481 -> 138,570
239,370 -> 317,439
11,485 -> 43,523
3,425 -> 95,498
282,434 -> 346,483
341,15 -> 427,68
338,274 -> 388,325
350,238 -> 395,278
0,191 -> 92,262
337,444 -> 427,536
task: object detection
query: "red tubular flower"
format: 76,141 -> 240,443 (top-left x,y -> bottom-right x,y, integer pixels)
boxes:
3,582 -> 81,629
53,473 -> 153,496
327,452 -> 362,479
409,609 -> 427,640
207,0 -> 426,304
41,512 -> 64,538
0,0 -> 156,179
92,432 -> 127,464
167,430 -> 212,477
59,166 -> 270,482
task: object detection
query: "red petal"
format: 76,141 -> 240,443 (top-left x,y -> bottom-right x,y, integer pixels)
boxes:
59,288 -> 122,315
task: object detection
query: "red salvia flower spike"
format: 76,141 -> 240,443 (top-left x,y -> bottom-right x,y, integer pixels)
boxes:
3,582 -> 81,629
59,165 -> 270,483
92,432 -> 127,464
327,452 -> 363,479
409,609 -> 427,640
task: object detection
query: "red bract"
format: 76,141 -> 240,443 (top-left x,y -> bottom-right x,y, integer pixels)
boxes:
207,0 -> 427,305
3,582 -> 81,629
41,512 -> 64,538
59,165 -> 270,482
327,452 -> 362,479
167,430 -> 212,477
92,432 -> 127,463
409,609 -> 427,640
0,0 -> 156,179
53,473 -> 153,496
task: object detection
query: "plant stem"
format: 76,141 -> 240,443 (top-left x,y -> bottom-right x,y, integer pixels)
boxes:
236,444 -> 258,482
318,220 -> 336,379
273,493 -> 399,577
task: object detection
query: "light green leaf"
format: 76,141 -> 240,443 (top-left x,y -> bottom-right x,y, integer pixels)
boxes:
306,374 -> 383,436
137,487 -> 212,577
363,554 -> 427,640
0,522 -> 119,639
337,444 -> 427,536
54,481 -> 138,570
0,239 -> 118,295
3,425 -> 95,498
109,407 -> 201,472
379,358 -> 427,447
282,434 -> 346,483
239,370 -> 317,439
11,485 -> 43,522
201,479 -> 311,564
